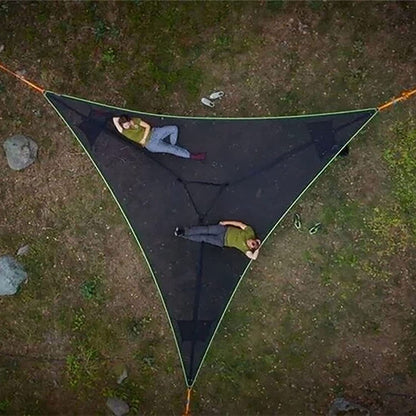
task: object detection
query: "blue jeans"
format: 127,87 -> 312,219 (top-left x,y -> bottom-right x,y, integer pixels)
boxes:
145,126 -> 190,158
181,225 -> 226,247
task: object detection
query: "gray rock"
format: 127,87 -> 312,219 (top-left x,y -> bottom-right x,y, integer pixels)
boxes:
0,255 -> 27,295
106,398 -> 129,416
328,397 -> 369,416
16,245 -> 30,256
0,45 -> 4,53
3,135 -> 38,170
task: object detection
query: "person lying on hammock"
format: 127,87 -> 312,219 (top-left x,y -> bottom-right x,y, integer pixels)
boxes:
174,221 -> 261,260
113,115 -> 206,160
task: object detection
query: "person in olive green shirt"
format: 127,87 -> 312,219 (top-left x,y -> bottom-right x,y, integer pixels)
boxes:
174,221 -> 261,260
113,115 -> 206,160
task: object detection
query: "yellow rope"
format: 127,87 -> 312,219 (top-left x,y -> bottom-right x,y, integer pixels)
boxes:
377,87 -> 416,111
0,61 -> 45,94
183,387 -> 192,416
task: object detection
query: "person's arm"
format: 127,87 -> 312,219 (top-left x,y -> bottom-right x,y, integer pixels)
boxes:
139,120 -> 151,141
219,220 -> 247,229
245,248 -> 260,260
112,117 -> 123,133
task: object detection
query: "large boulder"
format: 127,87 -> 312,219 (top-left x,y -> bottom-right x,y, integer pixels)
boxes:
0,255 -> 27,295
3,135 -> 38,171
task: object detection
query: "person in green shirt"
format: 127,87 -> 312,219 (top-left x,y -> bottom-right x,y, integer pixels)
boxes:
174,221 -> 261,260
113,115 -> 206,160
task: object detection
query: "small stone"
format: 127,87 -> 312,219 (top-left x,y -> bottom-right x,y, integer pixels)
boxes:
328,397 -> 369,416
16,245 -> 30,256
106,398 -> 129,416
0,255 -> 28,295
3,135 -> 38,171
16,69 -> 27,77
0,45 -> 4,53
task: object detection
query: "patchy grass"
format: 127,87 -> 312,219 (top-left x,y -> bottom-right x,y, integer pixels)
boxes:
65,345 -> 101,390
1,1 -> 416,415
384,122 -> 416,231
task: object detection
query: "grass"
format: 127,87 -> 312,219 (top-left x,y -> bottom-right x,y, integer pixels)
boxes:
384,122 -> 416,230
0,400 -> 10,414
101,48 -> 116,65
266,1 -> 285,13
65,345 -> 100,390
127,316 -> 153,338
80,278 -> 102,301
1,1 -> 416,415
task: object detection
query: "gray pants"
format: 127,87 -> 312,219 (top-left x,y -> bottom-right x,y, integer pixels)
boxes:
181,225 -> 226,247
145,126 -> 190,158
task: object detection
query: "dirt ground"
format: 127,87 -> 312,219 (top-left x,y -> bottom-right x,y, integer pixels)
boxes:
0,1 -> 416,415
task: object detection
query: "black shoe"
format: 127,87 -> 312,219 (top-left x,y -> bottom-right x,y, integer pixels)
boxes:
174,227 -> 185,237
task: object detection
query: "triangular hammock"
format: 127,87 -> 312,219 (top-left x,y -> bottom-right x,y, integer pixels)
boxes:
1,62 -> 415,412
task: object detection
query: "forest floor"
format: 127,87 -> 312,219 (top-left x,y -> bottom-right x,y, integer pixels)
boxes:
0,1 -> 415,415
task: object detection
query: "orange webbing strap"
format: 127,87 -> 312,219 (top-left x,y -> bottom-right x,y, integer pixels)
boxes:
0,61 -> 45,94
377,87 -> 416,111
183,387 -> 192,416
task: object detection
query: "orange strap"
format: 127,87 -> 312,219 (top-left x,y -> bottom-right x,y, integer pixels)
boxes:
183,387 -> 192,416
377,87 -> 416,111
0,61 -> 45,94
1,60 -> 415,111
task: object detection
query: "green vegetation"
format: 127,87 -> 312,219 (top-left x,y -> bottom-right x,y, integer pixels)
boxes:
72,308 -> 86,331
384,122 -> 416,232
127,316 -> 153,338
0,400 -> 10,414
102,48 -> 116,65
66,346 -> 100,389
80,278 -> 102,301
0,1 -> 415,414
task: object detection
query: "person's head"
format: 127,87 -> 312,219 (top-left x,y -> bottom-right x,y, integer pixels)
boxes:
246,238 -> 261,251
119,115 -> 132,130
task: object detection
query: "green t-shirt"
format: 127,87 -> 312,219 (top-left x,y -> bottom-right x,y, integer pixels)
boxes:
224,225 -> 255,253
121,118 -> 149,145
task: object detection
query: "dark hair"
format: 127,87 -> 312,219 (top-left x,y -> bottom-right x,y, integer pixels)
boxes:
251,239 -> 261,251
119,115 -> 132,126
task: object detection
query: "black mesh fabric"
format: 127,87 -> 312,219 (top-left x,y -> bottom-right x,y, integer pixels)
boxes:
45,91 -> 376,385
